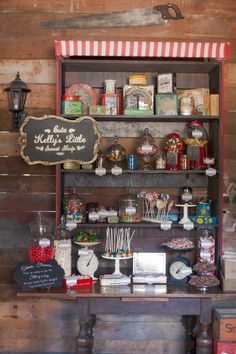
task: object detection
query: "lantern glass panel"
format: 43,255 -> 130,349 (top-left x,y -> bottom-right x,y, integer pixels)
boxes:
8,90 -> 27,111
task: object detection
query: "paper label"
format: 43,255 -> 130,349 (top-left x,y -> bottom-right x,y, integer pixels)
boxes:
206,168 -> 216,177
160,222 -> 172,230
39,238 -> 50,247
89,211 -> 99,221
95,167 -> 106,176
140,144 -> 153,153
111,166 -> 122,175
125,206 -> 136,215
58,240 -> 70,249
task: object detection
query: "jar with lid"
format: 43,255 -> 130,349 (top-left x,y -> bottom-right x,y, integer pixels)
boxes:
87,202 -> 99,223
98,206 -> 109,223
64,189 -> 86,225
119,193 -> 142,223
28,212 -> 54,263
62,94 -> 82,115
184,120 -> 208,169
156,154 -> 166,170
181,187 -> 193,203
136,128 -> 158,169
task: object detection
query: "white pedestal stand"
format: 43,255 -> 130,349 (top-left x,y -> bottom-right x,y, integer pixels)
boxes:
175,203 -> 196,229
100,255 -> 133,286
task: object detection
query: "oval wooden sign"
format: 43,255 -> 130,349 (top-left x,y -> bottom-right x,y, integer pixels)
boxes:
19,115 -> 101,165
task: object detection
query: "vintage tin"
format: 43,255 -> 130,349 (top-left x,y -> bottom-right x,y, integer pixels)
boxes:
157,73 -> 175,93
101,93 -> 120,115
104,79 -> 116,94
179,96 -> 194,115
128,75 -> 147,85
62,94 -> 82,115
196,202 -> 211,217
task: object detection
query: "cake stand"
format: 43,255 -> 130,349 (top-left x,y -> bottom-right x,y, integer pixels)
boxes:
100,254 -> 133,286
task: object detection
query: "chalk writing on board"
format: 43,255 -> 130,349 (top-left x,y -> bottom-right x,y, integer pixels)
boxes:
13,259 -> 65,292
18,115 -> 101,165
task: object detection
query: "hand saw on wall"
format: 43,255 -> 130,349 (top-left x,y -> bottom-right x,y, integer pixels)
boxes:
40,4 -> 184,29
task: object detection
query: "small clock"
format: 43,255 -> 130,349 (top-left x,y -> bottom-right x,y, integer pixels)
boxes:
77,251 -> 99,279
168,256 -> 192,284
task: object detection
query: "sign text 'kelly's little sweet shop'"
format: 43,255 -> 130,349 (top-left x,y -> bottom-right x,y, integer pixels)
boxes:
19,115 -> 101,165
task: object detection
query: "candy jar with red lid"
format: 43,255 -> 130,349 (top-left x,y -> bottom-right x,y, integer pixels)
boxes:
165,133 -> 183,170
136,128 -> 158,169
184,120 -> 208,169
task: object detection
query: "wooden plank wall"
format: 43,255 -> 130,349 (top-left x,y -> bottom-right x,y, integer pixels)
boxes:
0,1 -> 236,353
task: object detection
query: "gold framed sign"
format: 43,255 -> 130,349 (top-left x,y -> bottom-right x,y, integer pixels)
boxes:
19,115 -> 101,165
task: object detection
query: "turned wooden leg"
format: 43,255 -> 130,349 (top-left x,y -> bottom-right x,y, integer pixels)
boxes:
87,314 -> 96,339
75,298 -> 93,354
182,315 -> 197,354
196,299 -> 212,354
196,323 -> 212,354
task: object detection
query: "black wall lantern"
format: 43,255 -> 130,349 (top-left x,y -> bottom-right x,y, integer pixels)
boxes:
5,72 -> 31,131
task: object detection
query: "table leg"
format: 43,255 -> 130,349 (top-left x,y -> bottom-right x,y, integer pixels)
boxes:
196,323 -> 212,354
196,299 -> 212,354
182,315 -> 196,354
76,298 -> 94,354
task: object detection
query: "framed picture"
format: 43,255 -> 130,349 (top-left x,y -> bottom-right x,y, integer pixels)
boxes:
155,94 -> 178,116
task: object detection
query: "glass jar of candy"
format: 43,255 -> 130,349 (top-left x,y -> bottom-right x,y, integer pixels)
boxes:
165,133 -> 183,170
64,189 -> 86,225
28,212 -> 54,263
119,193 -> 142,223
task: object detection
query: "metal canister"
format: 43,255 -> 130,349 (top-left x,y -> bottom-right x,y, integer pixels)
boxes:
127,154 -> 137,170
156,155 -> 166,169
180,155 -> 190,170
180,96 -> 194,115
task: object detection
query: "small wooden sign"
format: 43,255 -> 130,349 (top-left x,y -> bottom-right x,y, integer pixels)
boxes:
19,115 -> 101,165
13,259 -> 65,292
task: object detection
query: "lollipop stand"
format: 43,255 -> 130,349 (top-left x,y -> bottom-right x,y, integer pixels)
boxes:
100,227 -> 134,286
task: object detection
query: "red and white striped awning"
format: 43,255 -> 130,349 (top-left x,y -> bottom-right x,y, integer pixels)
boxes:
55,40 -> 230,60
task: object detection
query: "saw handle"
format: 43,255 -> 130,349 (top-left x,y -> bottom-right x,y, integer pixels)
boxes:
155,3 -> 184,20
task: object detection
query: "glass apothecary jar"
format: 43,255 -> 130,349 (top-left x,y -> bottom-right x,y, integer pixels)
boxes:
64,189 -> 86,225
119,193 -> 142,223
28,212 -> 54,263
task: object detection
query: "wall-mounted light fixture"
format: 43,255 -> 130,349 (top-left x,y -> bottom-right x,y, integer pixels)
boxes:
5,72 -> 31,131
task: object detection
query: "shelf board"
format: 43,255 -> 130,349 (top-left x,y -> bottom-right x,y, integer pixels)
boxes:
69,222 -> 218,229
62,114 -> 220,122
61,169 -> 218,175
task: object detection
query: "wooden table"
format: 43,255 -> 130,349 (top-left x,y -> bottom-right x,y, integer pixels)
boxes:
17,283 -> 236,354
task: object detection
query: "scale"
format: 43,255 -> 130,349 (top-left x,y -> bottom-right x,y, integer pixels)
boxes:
163,246 -> 194,284
74,241 -> 100,280
100,255 -> 133,286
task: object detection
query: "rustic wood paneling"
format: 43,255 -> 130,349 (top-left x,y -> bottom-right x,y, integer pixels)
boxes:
0,1 -> 235,353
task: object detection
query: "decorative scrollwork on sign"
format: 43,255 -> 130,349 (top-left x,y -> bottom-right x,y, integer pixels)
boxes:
18,115 -> 101,165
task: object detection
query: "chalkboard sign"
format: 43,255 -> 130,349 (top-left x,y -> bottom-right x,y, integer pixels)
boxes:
19,115 -> 101,165
13,259 -> 65,292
